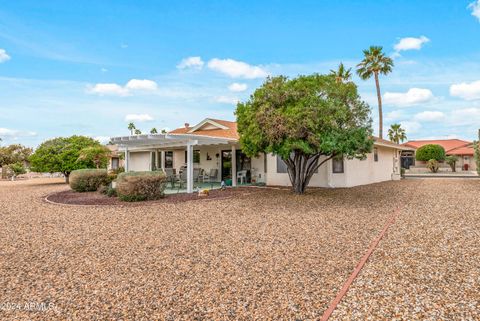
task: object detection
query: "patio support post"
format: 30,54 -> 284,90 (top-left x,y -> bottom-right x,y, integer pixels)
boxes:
186,141 -> 194,193
161,151 -> 165,171
154,150 -> 159,171
231,145 -> 237,187
125,146 -> 129,172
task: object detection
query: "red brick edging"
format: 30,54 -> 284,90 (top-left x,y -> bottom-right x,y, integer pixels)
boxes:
320,205 -> 403,320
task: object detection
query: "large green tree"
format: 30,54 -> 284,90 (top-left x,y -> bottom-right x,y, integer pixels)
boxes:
356,46 -> 394,139
29,136 -> 102,183
77,145 -> 111,169
236,74 -> 373,194
387,123 -> 407,144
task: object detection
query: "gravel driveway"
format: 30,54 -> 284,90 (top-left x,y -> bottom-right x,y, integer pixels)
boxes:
0,178 -> 478,320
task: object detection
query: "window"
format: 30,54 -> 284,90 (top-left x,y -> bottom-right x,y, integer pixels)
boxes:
332,158 -> 344,173
276,156 -> 288,173
165,151 -> 173,168
111,157 -> 119,170
184,150 -> 200,164
374,147 -> 379,162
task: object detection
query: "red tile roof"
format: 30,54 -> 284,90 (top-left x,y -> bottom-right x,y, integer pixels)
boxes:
169,119 -> 239,140
401,139 -> 474,155
169,119 -> 404,149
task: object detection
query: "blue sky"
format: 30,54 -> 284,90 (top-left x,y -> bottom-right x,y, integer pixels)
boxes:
1,0 -> 480,147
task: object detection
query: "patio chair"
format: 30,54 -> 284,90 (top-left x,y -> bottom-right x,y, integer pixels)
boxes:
176,170 -> 188,191
163,168 -> 176,188
203,169 -> 218,183
237,170 -> 247,185
193,168 -> 201,183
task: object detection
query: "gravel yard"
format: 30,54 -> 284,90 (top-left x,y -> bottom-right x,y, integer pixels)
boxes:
0,178 -> 478,320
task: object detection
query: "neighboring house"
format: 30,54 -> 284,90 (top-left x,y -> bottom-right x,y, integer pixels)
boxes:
401,139 -> 477,171
110,118 -> 404,193
107,144 -> 125,171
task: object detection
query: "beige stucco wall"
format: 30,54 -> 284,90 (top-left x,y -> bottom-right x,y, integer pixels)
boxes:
265,145 -> 400,188
128,151 -> 151,172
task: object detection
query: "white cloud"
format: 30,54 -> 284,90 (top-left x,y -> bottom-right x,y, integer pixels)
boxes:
88,83 -> 130,96
0,128 -> 36,138
400,121 -> 422,134
124,114 -> 154,122
0,49 -> 11,63
394,36 -> 430,52
385,110 -> 406,122
468,1 -> 480,21
384,88 -> 434,106
228,82 -> 248,92
207,58 -> 268,79
449,80 -> 480,100
88,79 -> 158,96
414,111 -> 445,122
214,96 -> 239,105
125,79 -> 158,91
449,108 -> 480,126
177,56 -> 204,69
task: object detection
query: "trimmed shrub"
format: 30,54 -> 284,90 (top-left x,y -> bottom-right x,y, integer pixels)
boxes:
426,159 -> 439,173
445,155 -> 458,172
116,171 -> 167,202
416,144 -> 446,162
69,169 -> 109,192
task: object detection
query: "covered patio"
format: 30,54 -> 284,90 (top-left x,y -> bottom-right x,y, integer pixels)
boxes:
110,133 -> 261,193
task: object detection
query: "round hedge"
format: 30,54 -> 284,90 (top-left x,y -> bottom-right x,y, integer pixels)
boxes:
116,171 -> 168,202
415,144 -> 446,161
69,169 -> 109,192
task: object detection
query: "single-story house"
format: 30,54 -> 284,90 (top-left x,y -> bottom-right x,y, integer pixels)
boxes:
401,139 -> 477,171
110,118 -> 404,193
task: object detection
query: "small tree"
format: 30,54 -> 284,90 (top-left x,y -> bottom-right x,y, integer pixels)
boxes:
416,144 -> 446,162
77,145 -> 111,169
9,162 -> 27,178
134,129 -> 142,135
426,159 -> 439,173
0,144 -> 33,178
445,155 -> 458,172
29,136 -> 102,183
236,74 -> 373,194
150,128 -> 158,134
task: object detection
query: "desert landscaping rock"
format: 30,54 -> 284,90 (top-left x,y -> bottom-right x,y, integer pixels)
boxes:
1,178 -> 479,320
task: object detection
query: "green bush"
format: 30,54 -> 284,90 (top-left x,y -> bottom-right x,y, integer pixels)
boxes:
416,144 -> 446,162
445,155 -> 458,172
8,162 -> 26,176
426,159 -> 439,173
69,169 -> 109,192
116,171 -> 167,202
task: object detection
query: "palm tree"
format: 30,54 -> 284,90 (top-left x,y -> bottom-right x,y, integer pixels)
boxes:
150,128 -> 158,134
127,122 -> 136,135
387,123 -> 407,144
134,129 -> 142,135
356,46 -> 394,139
330,62 -> 352,83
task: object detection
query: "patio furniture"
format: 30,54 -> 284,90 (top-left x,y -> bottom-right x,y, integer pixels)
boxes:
193,168 -> 201,183
163,168 -> 176,188
237,170 -> 247,185
202,169 -> 218,183
176,170 -> 188,191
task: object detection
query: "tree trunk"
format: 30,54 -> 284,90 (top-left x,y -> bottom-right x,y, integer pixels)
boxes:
64,172 -> 70,184
284,152 -> 332,194
374,72 -> 383,139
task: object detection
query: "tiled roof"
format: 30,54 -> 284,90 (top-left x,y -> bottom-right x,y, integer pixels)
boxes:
169,119 -> 239,140
169,119 -> 403,149
446,145 -> 475,156
401,139 -> 473,154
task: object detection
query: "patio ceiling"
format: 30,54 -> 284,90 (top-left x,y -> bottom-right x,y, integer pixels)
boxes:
110,133 -> 237,149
